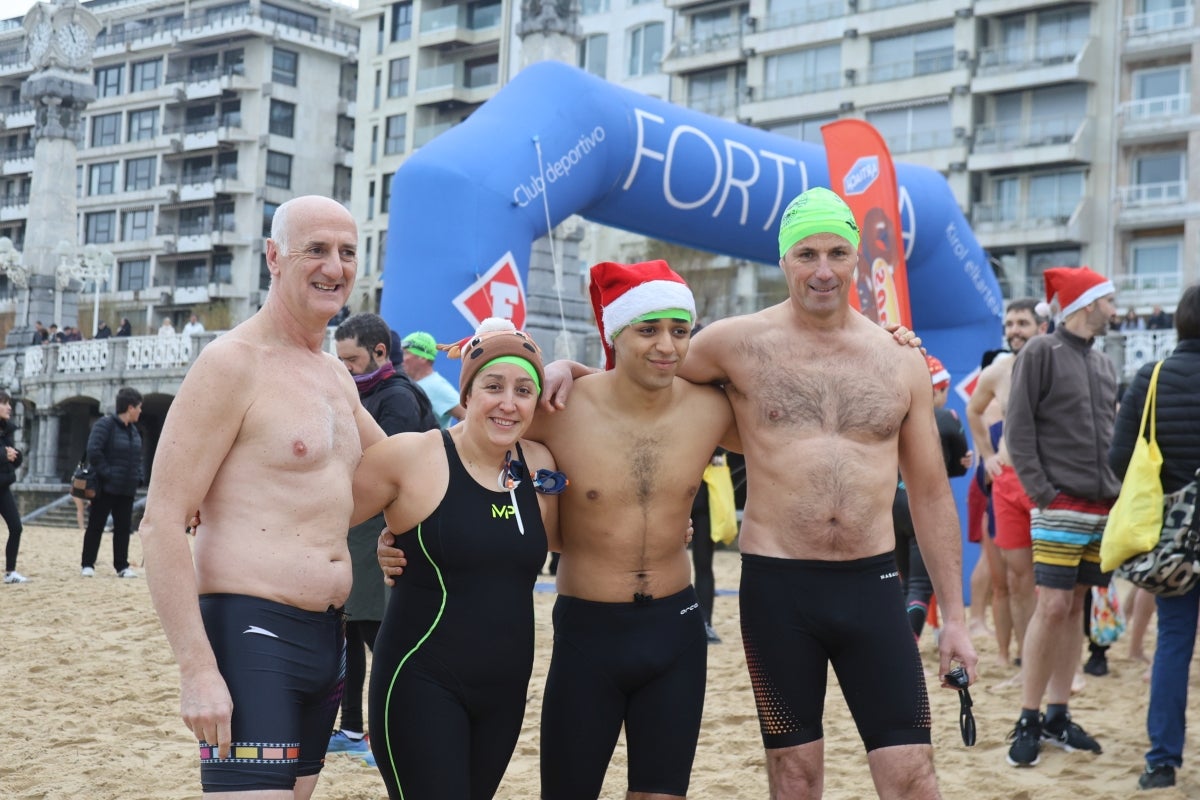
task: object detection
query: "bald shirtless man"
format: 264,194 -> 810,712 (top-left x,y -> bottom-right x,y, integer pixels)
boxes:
140,196 -> 385,799
966,299 -> 1047,671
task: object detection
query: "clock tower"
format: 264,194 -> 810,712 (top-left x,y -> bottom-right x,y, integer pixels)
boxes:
7,0 -> 102,347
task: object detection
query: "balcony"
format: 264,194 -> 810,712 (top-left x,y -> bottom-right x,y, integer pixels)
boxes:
866,51 -> 955,85
0,101 -> 34,130
1119,93 -> 1197,143
92,6 -> 357,56
664,29 -> 746,73
760,0 -> 842,31
760,71 -> 841,102
880,128 -> 955,156
413,63 -> 498,106
163,64 -> 254,100
1,145 -> 34,175
163,114 -> 253,150
1116,181 -> 1193,229
414,121 -> 455,148
974,36 -> 1097,93
972,197 -> 1089,249
1111,273 -> 1186,318
969,115 -> 1093,171
684,91 -> 742,118
0,191 -> 29,221
418,3 -> 502,47
1098,329 -> 1180,383
1124,4 -> 1197,58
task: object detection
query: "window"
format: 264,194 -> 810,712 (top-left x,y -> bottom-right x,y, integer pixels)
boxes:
188,53 -> 219,80
125,156 -> 156,191
217,150 -> 238,179
370,125 -> 379,165
263,202 -> 279,238
1131,66 -> 1189,119
578,34 -> 608,78
687,67 -> 737,116
215,202 -> 235,232
76,165 -> 83,198
865,102 -> 952,154
381,172 -> 394,214
123,208 -> 153,241
374,70 -> 382,109
764,45 -> 841,98
89,162 -> 117,196
384,114 -> 406,155
262,2 -> 317,32
765,115 -> 837,145
388,57 -> 410,98
367,181 -> 376,221
1133,152 -> 1185,203
128,108 -> 158,141
131,58 -> 162,91
870,27 -> 953,81
177,258 -> 209,287
224,48 -> 245,76
85,211 -> 116,244
272,48 -> 298,86
1034,6 -> 1090,62
766,0 -> 839,27
180,206 -> 211,236
91,113 -> 121,147
579,0 -> 609,13
213,252 -> 233,284
467,1 -> 501,29
119,258 -> 149,291
1130,237 -> 1181,281
1029,170 -> 1084,220
628,23 -> 664,77
1029,84 -> 1086,144
464,57 -> 498,88
265,151 -> 292,189
269,100 -> 295,137
95,65 -> 125,98
391,1 -> 412,41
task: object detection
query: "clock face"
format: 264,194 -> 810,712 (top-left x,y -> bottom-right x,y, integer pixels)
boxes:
55,22 -> 91,65
28,23 -> 51,65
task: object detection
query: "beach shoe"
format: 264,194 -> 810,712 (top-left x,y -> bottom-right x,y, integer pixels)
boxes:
1138,764 -> 1176,790
705,623 -> 722,645
1083,652 -> 1109,676
1042,714 -> 1102,754
117,567 -> 139,578
4,571 -> 30,584
80,566 -> 95,577
360,751 -> 377,768
1006,715 -> 1042,767
327,730 -> 370,754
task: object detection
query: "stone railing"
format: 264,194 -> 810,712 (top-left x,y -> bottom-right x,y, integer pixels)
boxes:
24,333 -> 207,379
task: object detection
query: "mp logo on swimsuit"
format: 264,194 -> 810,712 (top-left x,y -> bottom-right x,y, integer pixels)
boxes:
243,625 -> 279,638
492,503 -> 517,519
879,571 -> 899,580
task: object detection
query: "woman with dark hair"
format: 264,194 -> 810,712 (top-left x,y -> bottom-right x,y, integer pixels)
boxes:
115,318 -> 132,337
1111,284 -> 1200,790
0,389 -> 26,583
80,386 -> 144,578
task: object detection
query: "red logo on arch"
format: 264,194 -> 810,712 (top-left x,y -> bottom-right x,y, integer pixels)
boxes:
452,252 -> 527,329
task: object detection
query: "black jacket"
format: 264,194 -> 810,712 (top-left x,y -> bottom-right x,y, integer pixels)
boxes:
362,373 -> 438,437
0,420 -> 22,489
1110,339 -> 1200,494
936,406 -> 970,478
87,414 -> 144,497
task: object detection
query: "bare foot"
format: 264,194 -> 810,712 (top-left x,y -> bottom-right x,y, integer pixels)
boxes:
1128,651 -> 1150,664
990,669 -> 1023,691
1143,665 -> 1152,683
969,619 -> 992,637
1071,672 -> 1086,695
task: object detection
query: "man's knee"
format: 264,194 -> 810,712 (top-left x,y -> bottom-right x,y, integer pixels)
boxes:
867,744 -> 940,800
766,742 -> 823,800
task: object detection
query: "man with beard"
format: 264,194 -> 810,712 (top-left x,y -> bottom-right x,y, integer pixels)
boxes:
966,299 -> 1047,672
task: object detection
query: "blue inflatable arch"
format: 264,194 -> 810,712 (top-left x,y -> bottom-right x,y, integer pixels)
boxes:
382,61 -> 1003,594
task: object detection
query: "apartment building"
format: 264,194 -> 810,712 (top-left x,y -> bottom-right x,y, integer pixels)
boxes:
661,0 -> 1198,314
0,0 -> 358,329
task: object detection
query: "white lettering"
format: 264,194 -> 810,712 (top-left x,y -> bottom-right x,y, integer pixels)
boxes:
663,125 -> 722,210
512,126 -> 607,206
624,108 -> 667,192
680,602 -> 700,615
713,139 -> 761,224
489,282 -> 520,319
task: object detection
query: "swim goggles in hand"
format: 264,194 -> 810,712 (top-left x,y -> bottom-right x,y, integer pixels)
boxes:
944,665 -> 976,746
499,451 -> 569,495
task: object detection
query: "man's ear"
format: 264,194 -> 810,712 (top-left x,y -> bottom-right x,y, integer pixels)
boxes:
375,344 -> 388,361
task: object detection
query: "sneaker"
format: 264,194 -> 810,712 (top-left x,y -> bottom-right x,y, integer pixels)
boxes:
80,566 -> 95,577
117,567 -> 139,579
3,571 -> 29,584
1138,764 -> 1176,790
704,622 -> 722,645
360,751 -> 377,768
1006,715 -> 1042,767
327,730 -> 369,754
1083,652 -> 1109,677
1042,713 -> 1102,754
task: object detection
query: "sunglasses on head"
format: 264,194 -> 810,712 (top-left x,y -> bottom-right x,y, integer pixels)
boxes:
500,450 -> 569,495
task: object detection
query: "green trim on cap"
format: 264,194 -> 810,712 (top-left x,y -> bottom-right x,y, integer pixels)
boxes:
630,309 -> 693,325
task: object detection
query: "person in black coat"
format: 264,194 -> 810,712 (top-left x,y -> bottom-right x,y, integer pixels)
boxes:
0,390 -> 26,583
115,318 -> 132,337
80,387 -> 145,578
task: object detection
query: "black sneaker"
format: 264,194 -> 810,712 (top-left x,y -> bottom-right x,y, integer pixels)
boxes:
1042,713 -> 1102,754
1006,715 -> 1042,767
704,622 -> 722,645
1083,653 -> 1108,676
1138,764 -> 1176,790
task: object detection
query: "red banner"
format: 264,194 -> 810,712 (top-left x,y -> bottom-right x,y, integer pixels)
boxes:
821,119 -> 912,328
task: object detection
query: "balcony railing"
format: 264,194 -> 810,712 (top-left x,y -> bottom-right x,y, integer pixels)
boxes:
973,115 -> 1081,150
1121,93 -> 1190,122
1,192 -> 29,207
866,50 -> 955,84
420,3 -> 502,33
973,200 -> 1081,227
760,71 -> 841,100
761,1 -> 842,31
669,29 -> 743,58
1125,4 -> 1195,37
1119,181 -> 1186,208
25,334 -> 200,378
94,7 -> 358,49
978,36 -> 1087,74
1,145 -> 35,161
1112,271 -> 1185,296
881,128 -> 955,154
163,63 -> 246,84
414,121 -> 455,147
686,92 -> 741,117
0,101 -> 33,116
161,114 -> 243,136
1097,330 -> 1179,382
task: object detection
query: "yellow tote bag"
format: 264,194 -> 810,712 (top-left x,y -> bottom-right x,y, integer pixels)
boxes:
1100,361 -> 1164,572
703,461 -> 738,545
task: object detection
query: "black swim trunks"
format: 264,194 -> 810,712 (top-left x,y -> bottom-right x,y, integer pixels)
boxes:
740,553 -> 930,752
198,593 -> 345,793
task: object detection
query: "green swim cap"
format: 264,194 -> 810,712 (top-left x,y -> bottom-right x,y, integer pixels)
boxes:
778,187 -> 861,257
401,331 -> 437,361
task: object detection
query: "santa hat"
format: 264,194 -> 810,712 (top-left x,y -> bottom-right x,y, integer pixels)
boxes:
442,318 -> 545,407
1036,266 -> 1114,320
589,260 -> 696,370
925,354 -> 950,390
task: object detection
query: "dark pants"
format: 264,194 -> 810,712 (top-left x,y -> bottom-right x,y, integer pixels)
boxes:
81,490 -> 135,573
691,512 -> 715,624
1,487 -> 23,572
339,619 -> 380,732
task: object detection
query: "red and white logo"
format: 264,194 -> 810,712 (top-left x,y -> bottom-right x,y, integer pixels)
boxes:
452,252 -> 527,329
955,366 -> 981,405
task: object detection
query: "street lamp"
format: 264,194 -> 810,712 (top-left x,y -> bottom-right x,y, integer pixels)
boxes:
55,240 -> 115,337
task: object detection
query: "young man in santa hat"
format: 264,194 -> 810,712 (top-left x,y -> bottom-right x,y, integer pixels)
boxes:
1003,266 -> 1119,768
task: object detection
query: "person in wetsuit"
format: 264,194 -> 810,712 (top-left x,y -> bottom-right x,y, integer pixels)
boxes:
352,320 -> 561,800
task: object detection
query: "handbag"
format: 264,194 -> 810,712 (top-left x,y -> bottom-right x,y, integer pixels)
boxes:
1117,473 -> 1200,597
1099,361 -> 1164,572
1088,579 -> 1126,646
703,458 -> 738,545
71,462 -> 96,500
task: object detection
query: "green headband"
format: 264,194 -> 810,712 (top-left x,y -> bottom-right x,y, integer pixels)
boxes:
778,187 -> 861,256
482,356 -> 542,394
613,309 -> 694,342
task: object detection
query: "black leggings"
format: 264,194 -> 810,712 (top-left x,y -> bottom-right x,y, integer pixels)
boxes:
339,619 -> 379,733
893,488 -> 933,637
691,512 -> 715,623
80,490 -> 135,573
1,487 -> 23,572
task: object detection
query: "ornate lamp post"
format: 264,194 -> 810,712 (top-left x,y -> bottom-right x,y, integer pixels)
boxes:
54,241 -> 113,337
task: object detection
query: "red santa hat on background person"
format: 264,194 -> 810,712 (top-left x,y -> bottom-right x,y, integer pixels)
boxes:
1035,266 -> 1114,321
925,354 -> 950,390
589,260 -> 696,370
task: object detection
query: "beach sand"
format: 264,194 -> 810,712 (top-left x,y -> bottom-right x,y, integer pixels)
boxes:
2,526 -> 1195,799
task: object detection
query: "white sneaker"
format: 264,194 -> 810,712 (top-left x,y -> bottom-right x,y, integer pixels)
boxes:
80,566 -> 95,577
3,571 -> 29,584
117,567 -> 139,578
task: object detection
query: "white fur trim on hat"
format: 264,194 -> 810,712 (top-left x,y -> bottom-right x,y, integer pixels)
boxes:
601,280 -> 697,344
1060,280 -> 1115,318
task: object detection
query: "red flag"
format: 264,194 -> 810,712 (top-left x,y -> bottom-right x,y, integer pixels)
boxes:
821,119 -> 912,328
